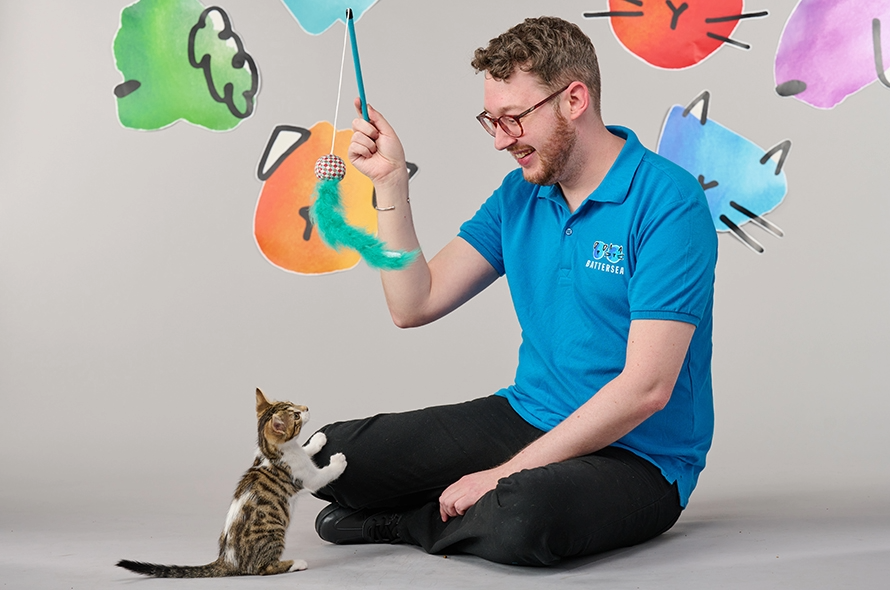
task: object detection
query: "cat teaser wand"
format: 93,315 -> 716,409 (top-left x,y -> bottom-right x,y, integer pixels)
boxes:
309,9 -> 418,271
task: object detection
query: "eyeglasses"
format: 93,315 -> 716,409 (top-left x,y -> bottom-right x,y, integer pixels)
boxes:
476,84 -> 570,138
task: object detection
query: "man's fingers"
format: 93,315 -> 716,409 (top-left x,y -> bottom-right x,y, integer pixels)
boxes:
439,485 -> 459,521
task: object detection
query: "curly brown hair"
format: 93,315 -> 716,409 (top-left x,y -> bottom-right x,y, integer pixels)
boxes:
471,16 -> 601,115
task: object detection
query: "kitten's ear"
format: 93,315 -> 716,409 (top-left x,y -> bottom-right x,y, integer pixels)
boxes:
271,414 -> 288,436
256,388 -> 272,416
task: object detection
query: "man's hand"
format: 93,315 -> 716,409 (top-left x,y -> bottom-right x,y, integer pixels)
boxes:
347,98 -> 407,190
439,320 -> 695,522
438,465 -> 511,522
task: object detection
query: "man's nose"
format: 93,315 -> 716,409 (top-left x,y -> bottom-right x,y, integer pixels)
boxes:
493,124 -> 518,151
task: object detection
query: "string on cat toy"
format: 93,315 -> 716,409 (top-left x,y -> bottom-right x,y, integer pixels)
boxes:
309,8 -> 418,271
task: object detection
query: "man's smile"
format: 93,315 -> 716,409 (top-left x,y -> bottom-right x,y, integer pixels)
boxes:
509,146 -> 535,163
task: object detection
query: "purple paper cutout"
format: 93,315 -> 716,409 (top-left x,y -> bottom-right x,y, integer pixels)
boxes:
775,0 -> 890,109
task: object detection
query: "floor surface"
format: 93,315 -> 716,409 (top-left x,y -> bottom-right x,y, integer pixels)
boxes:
3,486 -> 888,589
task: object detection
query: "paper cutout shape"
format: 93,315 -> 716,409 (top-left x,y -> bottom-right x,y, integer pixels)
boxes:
254,122 -> 418,275
775,0 -> 890,109
279,0 -> 377,35
583,1 -> 768,69
656,91 -> 791,254
113,0 -> 259,131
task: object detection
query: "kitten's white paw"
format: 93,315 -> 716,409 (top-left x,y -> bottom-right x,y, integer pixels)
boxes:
304,432 -> 327,456
328,452 -> 347,476
289,560 -> 308,572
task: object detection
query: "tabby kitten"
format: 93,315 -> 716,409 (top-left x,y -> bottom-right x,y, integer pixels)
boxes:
117,388 -> 346,577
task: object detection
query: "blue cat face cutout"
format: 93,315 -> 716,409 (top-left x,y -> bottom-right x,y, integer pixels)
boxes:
656,91 -> 792,254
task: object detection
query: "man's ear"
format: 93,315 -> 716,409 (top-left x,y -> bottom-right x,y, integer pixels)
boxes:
565,81 -> 590,120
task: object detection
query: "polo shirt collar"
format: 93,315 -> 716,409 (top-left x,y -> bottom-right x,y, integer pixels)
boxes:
537,125 -> 645,208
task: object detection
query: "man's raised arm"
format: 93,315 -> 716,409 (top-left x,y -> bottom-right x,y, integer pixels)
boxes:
348,100 -> 498,328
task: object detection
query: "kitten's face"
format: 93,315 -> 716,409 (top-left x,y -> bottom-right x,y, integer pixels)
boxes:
263,403 -> 308,445
255,389 -> 309,448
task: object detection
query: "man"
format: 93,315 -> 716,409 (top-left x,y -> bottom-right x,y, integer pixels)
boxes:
310,16 -> 717,566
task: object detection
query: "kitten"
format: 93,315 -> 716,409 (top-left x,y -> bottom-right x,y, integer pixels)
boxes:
117,388 -> 346,577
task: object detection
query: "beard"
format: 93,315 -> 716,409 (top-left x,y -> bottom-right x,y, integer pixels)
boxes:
517,110 -> 577,186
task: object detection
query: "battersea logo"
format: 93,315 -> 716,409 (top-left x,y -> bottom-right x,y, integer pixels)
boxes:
586,241 -> 625,274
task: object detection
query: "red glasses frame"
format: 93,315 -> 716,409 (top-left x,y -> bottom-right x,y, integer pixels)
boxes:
476,84 -> 571,138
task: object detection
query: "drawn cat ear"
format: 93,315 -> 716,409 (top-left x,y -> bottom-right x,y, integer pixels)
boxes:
256,388 -> 272,416
759,140 -> 792,175
682,90 -> 710,125
256,125 -> 311,181
872,18 -> 890,88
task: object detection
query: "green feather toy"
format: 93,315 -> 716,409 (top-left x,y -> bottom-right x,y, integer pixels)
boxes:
310,163 -> 418,270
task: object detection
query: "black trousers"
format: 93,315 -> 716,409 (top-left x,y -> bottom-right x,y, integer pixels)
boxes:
312,395 -> 682,566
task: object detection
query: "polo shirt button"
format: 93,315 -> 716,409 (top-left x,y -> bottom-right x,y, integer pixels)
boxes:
565,228 -> 573,236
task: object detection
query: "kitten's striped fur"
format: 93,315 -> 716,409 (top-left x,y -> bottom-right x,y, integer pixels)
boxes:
117,388 -> 346,577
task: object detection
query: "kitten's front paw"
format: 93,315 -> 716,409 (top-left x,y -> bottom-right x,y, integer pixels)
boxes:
289,560 -> 308,572
304,432 -> 327,456
329,452 -> 347,476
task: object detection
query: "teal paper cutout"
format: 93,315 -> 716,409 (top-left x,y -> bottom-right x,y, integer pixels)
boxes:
279,0 -> 377,35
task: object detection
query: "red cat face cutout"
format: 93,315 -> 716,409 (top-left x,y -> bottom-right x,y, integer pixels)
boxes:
585,1 -> 767,70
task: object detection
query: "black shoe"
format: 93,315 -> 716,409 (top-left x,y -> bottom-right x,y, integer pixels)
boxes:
315,503 -> 404,545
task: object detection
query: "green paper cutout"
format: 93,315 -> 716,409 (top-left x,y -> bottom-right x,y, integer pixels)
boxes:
112,0 -> 259,131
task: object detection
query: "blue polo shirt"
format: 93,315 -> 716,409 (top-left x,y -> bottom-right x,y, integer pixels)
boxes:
458,126 -> 717,507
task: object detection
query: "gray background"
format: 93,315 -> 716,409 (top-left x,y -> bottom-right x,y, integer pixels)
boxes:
1,1 -> 888,587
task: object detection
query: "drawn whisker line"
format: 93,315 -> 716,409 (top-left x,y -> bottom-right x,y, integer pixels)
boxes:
729,201 -> 784,238
706,11 -> 769,24
583,11 -> 644,18
707,32 -> 750,50
621,0 -> 643,6
720,215 -> 764,254
873,18 -> 890,88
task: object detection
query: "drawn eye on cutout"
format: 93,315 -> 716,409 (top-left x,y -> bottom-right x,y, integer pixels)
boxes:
656,91 -> 792,254
583,0 -> 768,70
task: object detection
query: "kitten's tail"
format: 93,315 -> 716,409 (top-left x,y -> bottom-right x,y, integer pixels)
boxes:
117,558 -> 231,578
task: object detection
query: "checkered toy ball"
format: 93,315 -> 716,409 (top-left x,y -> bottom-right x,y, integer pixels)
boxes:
315,154 -> 347,181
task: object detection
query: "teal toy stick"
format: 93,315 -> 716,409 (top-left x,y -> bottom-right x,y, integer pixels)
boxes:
346,8 -> 369,121
308,10 -> 419,271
